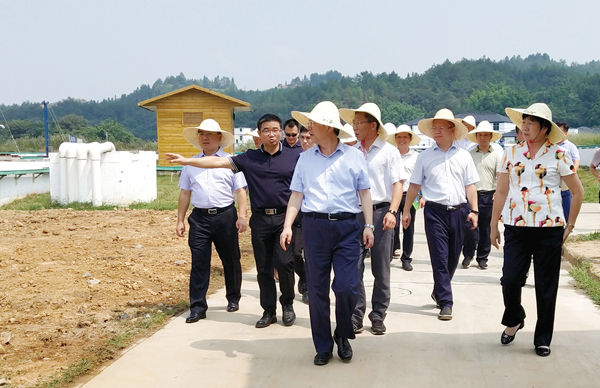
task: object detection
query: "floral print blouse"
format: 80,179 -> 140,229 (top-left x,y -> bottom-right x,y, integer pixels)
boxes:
500,140 -> 574,227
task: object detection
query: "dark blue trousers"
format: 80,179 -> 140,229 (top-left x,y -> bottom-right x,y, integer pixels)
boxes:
463,192 -> 494,263
302,215 -> 362,354
394,193 -> 416,262
501,225 -> 563,347
561,190 -> 572,222
423,203 -> 470,308
188,206 -> 242,314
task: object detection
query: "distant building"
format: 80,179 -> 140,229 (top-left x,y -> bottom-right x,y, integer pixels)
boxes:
234,127 -> 254,145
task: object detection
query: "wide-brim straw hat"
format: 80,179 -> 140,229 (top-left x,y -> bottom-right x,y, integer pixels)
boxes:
291,101 -> 351,139
418,108 -> 468,140
462,115 -> 476,131
466,120 -> 502,143
339,103 -> 388,140
341,124 -> 357,143
505,103 -> 563,144
243,128 -> 260,138
183,119 -> 235,150
387,124 -> 421,146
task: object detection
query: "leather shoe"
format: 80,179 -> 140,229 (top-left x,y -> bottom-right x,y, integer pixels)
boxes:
185,311 -> 206,323
226,302 -> 239,312
282,305 -> 296,326
462,257 -> 473,268
478,260 -> 488,269
255,311 -> 277,328
334,333 -> 353,362
371,320 -> 386,335
535,346 -> 551,357
401,260 -> 413,271
301,292 -> 309,305
314,352 -> 333,366
431,292 -> 440,309
501,322 -> 524,345
438,306 -> 452,320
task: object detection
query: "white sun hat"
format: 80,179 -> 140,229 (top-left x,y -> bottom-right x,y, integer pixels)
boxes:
387,124 -> 421,146
505,103 -> 563,144
243,128 -> 260,138
418,108 -> 468,140
292,101 -> 350,139
341,124 -> 357,143
466,120 -> 503,143
462,115 -> 476,131
183,119 -> 235,150
339,102 -> 388,140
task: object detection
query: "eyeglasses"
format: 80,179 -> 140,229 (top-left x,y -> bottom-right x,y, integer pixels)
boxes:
352,120 -> 370,127
285,133 -> 298,137
260,128 -> 281,135
197,131 -> 220,136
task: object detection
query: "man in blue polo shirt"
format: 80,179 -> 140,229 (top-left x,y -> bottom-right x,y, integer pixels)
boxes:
281,101 -> 374,366
167,114 -> 303,329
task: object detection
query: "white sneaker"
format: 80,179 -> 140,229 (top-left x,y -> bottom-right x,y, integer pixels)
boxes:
393,249 -> 401,257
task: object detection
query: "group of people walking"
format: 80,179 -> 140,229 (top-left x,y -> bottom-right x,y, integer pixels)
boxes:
165,100 -> 583,364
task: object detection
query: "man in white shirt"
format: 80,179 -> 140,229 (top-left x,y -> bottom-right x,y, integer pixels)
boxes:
176,119 -> 248,323
556,122 -> 580,221
402,109 -> 479,321
339,103 -> 405,335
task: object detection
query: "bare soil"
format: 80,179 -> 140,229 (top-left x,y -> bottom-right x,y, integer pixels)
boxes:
0,209 -> 254,387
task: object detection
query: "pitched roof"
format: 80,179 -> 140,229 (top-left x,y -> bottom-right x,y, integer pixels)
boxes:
403,112 -> 512,126
137,85 -> 251,112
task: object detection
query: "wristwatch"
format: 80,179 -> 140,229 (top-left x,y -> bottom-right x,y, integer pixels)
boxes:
387,209 -> 398,216
364,224 -> 375,230
470,210 -> 480,214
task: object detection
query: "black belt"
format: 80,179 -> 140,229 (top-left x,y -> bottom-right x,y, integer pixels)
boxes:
426,202 -> 466,212
478,190 -> 495,196
303,212 -> 357,220
254,207 -> 287,215
373,202 -> 390,210
194,203 -> 234,215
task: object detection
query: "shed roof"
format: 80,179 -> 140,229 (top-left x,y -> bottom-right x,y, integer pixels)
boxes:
137,85 -> 251,112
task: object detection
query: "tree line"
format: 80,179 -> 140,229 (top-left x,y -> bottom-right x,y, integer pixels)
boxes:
1,53 -> 599,144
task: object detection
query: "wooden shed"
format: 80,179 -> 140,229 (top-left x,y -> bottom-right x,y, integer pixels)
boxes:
138,85 -> 251,167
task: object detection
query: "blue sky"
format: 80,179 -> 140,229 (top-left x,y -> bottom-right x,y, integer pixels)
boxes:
1,0 -> 599,105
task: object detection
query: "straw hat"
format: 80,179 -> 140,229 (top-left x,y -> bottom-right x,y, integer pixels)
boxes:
292,101 -> 351,139
462,115 -> 476,131
341,124 -> 357,143
183,119 -> 235,150
418,108 -> 468,140
339,103 -> 388,140
243,128 -> 260,138
505,103 -> 563,144
387,124 -> 421,146
465,120 -> 502,143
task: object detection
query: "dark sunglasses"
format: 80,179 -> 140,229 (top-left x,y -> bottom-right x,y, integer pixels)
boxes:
285,133 -> 298,137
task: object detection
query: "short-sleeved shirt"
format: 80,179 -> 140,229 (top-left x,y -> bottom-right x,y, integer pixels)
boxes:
283,139 -> 301,149
229,142 -> 302,210
290,141 -> 370,214
499,140 -> 574,227
179,148 -> 247,209
469,146 -> 503,191
400,149 -> 418,192
591,148 -> 600,168
410,142 -> 479,205
355,137 -> 406,204
558,139 -> 580,161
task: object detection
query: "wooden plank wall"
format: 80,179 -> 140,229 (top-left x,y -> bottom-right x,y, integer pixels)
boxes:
154,89 -> 236,166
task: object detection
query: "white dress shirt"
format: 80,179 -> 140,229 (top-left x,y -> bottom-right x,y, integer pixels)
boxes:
400,149 -> 418,192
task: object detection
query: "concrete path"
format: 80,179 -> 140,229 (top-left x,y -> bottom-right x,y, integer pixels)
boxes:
79,204 -> 600,388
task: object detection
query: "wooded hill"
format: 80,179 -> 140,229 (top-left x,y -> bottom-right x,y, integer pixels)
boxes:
2,53 -> 600,142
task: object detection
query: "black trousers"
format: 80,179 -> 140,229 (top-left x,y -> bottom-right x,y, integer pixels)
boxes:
188,206 -> 242,314
293,214 -> 306,292
463,192 -> 494,262
393,193 -> 416,262
249,212 -> 295,314
501,225 -> 563,347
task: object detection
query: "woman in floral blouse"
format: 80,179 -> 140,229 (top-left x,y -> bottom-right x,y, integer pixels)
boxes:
490,103 -> 584,357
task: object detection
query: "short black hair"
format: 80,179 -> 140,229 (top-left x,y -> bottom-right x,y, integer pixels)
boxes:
522,114 -> 551,136
556,122 -> 569,132
364,112 -> 380,130
284,118 -> 299,129
257,114 -> 282,131
299,125 -> 308,133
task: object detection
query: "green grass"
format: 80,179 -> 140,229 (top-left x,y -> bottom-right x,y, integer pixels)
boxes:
577,166 -> 599,204
569,231 -> 600,242
569,132 -> 600,146
569,260 -> 600,308
0,135 -> 157,153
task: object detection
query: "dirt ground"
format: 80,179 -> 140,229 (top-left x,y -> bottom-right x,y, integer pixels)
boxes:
0,209 -> 254,387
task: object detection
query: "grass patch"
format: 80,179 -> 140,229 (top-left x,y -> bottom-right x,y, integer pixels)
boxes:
577,166 -> 599,204
569,231 -> 600,242
569,260 -> 600,307
569,132 -> 600,146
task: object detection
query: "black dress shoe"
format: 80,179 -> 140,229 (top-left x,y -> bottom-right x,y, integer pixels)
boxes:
478,260 -> 488,269
301,292 -> 309,305
314,352 -> 333,366
282,304 -> 296,326
185,311 -> 206,323
501,321 -> 524,345
535,346 -> 551,357
334,333 -> 353,362
255,311 -> 277,328
462,257 -> 473,268
226,302 -> 239,312
401,260 -> 413,271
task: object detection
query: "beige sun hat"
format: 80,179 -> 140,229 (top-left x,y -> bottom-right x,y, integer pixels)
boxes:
341,124 -> 357,143
243,128 -> 260,138
387,124 -> 421,146
339,103 -> 388,140
183,119 -> 235,150
292,101 -> 350,139
462,115 -> 476,131
466,120 -> 502,143
505,103 -> 563,144
418,108 -> 468,140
